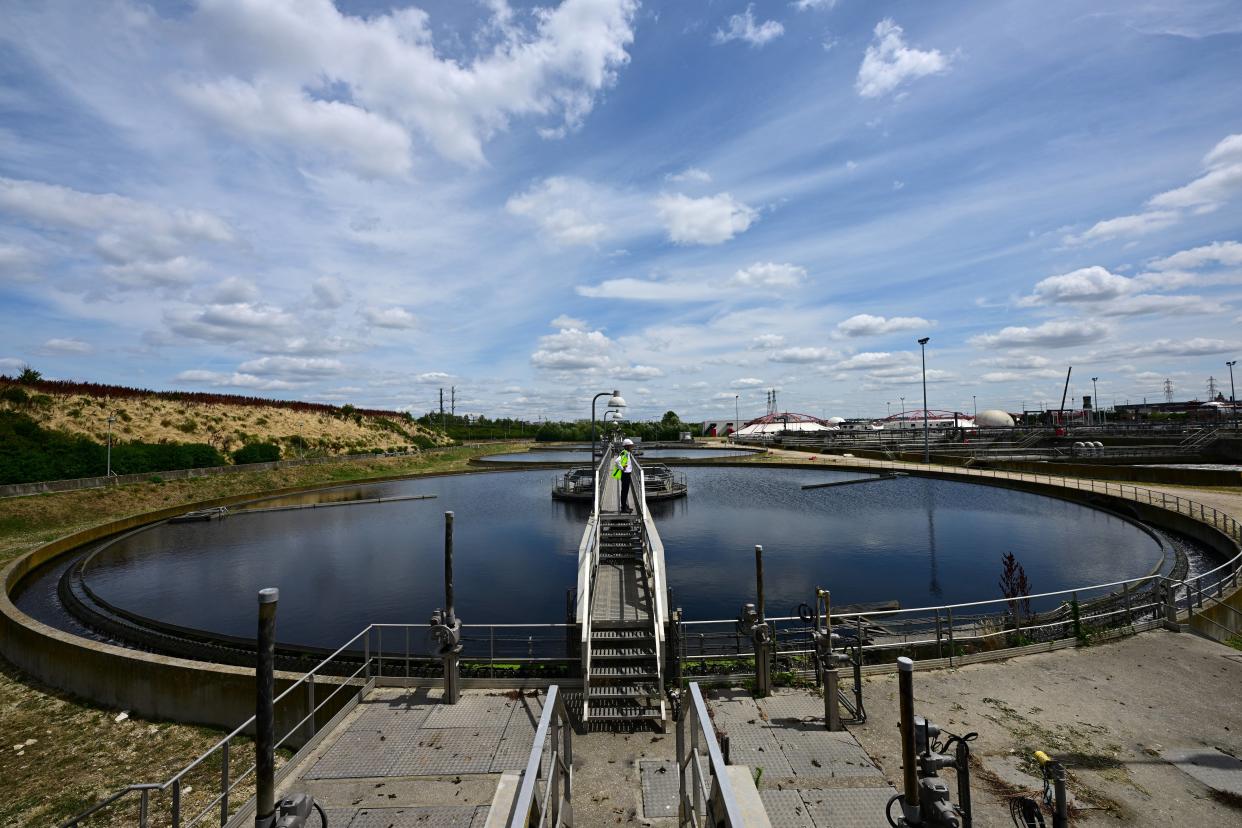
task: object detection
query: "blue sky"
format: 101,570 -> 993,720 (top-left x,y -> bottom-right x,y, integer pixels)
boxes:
1,0 -> 1239,421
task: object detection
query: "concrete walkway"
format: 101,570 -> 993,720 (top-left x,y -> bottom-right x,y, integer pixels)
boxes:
279,685 -> 902,827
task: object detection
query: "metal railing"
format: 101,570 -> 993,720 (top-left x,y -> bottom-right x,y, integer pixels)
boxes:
675,460 -> 1241,678
63,626 -> 376,827
677,683 -> 743,827
576,444 -> 613,716
634,458 -> 668,720
506,685 -> 574,827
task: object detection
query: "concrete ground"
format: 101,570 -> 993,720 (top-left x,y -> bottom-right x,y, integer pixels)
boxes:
851,630 -> 1242,826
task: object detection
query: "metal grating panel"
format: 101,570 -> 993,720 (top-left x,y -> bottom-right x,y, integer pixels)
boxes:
388,728 -> 504,776
799,786 -> 900,827
759,789 -> 816,828
305,731 -> 408,780
349,805 -> 484,827
640,760 -> 679,819
422,696 -> 517,730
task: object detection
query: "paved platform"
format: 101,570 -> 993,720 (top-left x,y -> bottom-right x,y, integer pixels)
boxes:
280,685 -> 900,827
285,688 -> 549,828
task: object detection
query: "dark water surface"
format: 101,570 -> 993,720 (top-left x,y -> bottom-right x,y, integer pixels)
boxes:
79,467 -> 1164,648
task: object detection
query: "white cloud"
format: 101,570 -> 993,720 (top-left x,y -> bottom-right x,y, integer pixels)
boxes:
836,351 -> 905,370
1149,240 -> 1242,271
576,278 -> 707,302
312,275 -> 348,309
415,371 -> 453,384
181,0 -> 640,170
179,77 -> 413,179
0,177 -> 233,292
506,177 -> 609,246
1020,266 -> 1132,304
730,377 -> 766,388
793,0 -> 838,10
166,302 -> 298,344
834,313 -> 932,337
236,356 -> 345,378
176,369 -> 297,390
750,334 -> 786,350
666,167 -> 712,184
1096,294 -> 1216,317
769,346 -> 836,363
1149,132 -> 1242,210
531,325 -> 616,371
656,193 -> 757,245
0,177 -> 231,242
714,5 -> 785,47
969,319 -> 1110,349
614,364 -> 664,379
1062,210 -> 1179,245
0,243 -> 37,279
208,277 -> 260,304
1115,338 -> 1238,358
550,314 -> 587,329
980,370 -> 1063,383
40,337 -> 93,355
362,306 -> 417,329
855,18 -> 951,99
730,262 -> 806,288
0,358 -> 26,375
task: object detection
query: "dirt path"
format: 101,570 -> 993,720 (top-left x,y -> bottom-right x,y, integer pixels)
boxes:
851,631 -> 1242,826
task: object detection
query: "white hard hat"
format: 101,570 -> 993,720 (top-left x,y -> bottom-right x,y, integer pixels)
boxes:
623,438 -> 634,446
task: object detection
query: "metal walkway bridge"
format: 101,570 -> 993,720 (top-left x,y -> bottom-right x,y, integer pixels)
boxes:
576,443 -> 670,725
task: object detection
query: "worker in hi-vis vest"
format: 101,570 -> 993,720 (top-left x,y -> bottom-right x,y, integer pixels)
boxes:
613,438 -> 635,513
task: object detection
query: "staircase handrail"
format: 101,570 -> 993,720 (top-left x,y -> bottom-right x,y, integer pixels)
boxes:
506,685 -> 574,827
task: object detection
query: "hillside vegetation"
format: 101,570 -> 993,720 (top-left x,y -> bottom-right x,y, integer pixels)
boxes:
0,375 -> 450,484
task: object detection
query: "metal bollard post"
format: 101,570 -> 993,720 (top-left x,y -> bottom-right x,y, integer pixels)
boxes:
443,512 -> 462,703
754,545 -> 771,697
255,588 -> 278,828
824,668 -> 842,731
897,656 -> 920,822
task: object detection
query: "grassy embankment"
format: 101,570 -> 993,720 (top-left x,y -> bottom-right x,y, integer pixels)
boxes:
0,442 -> 520,827
1,379 -> 448,461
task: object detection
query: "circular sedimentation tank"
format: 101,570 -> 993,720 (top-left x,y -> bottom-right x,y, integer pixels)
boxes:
12,464 -> 1186,657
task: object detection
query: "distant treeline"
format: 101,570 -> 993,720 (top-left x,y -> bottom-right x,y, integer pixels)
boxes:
0,411 -> 229,484
414,410 -> 702,443
0,375 -> 407,419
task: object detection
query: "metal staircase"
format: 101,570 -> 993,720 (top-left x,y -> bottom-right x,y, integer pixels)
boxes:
576,442 -> 669,727
587,514 -> 664,723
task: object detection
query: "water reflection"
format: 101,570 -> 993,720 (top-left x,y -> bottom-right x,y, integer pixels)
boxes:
82,467 -> 1164,648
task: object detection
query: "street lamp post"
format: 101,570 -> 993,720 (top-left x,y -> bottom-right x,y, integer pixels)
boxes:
734,394 -> 739,438
106,413 -> 116,478
591,390 -> 627,475
1227,360 -> 1237,430
1091,377 -> 1099,427
972,395 -> 976,420
918,337 -> 931,462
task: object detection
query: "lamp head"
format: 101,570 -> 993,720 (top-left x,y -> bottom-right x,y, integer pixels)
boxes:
606,389 -> 627,409
917,337 -> 930,345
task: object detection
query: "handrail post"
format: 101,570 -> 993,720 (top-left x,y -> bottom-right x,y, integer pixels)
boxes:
255,587 -> 279,827
220,739 -> 230,826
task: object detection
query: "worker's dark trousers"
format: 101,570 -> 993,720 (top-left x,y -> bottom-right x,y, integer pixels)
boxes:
620,472 -> 632,512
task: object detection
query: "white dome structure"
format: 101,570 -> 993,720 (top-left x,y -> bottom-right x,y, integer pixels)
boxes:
975,409 -> 1015,427
826,416 -> 846,425
736,412 -> 834,436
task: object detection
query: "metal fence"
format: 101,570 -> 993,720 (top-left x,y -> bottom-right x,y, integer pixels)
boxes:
677,682 -> 743,826
505,684 -> 574,827
675,462 -> 1242,679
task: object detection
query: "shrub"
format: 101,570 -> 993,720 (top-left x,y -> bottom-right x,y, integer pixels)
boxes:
176,418 -> 198,434
0,411 -> 226,484
0,386 -> 28,407
232,443 -> 282,464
